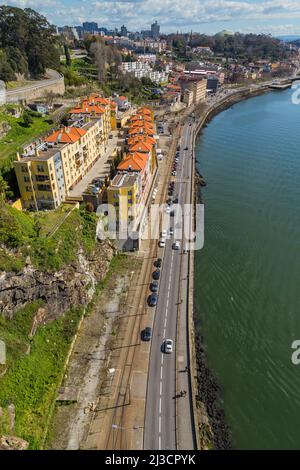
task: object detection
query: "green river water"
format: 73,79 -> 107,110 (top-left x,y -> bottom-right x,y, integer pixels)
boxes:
194,88 -> 300,449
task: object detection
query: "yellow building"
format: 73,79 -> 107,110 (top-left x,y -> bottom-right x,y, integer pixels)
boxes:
107,173 -> 140,232
14,119 -> 105,210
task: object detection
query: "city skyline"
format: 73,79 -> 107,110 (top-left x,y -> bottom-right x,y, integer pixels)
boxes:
3,0 -> 300,36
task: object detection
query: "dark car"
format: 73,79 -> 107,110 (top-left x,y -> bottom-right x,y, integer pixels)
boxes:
141,327 -> 152,341
150,281 -> 159,292
152,269 -> 160,280
173,196 -> 179,204
154,258 -> 162,268
148,293 -> 158,306
184,146 -> 188,151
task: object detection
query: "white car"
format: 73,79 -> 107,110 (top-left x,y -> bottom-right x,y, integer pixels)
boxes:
159,238 -> 166,248
162,339 -> 173,354
169,227 -> 174,235
165,205 -> 171,214
172,241 -> 180,250
160,229 -> 167,238
172,171 -> 177,176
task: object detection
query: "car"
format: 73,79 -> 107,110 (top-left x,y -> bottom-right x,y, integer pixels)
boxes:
177,145 -> 180,151
109,134 -> 113,139
141,327 -> 152,341
172,241 -> 180,250
152,269 -> 160,280
162,339 -> 173,354
167,198 -> 172,206
154,258 -> 162,268
175,158 -> 179,163
165,206 -> 171,214
184,146 -> 188,151
160,229 -> 167,238
168,190 -> 173,196
172,171 -> 177,176
150,280 -> 159,293
173,196 -> 179,204
159,238 -> 166,248
169,227 -> 174,235
148,293 -> 158,306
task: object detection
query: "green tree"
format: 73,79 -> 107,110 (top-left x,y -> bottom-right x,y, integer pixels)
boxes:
22,110 -> 33,127
0,174 -> 8,200
64,44 -> 72,67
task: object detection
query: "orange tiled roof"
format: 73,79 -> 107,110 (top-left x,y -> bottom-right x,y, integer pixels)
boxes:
117,152 -> 148,172
130,114 -> 152,123
128,127 -> 154,137
128,135 -> 156,145
70,102 -> 105,115
45,127 -> 86,144
137,107 -> 152,115
110,101 -> 117,108
130,121 -> 154,130
129,141 -> 153,153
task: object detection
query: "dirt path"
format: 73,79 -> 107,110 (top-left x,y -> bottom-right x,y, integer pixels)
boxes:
47,255 -> 141,450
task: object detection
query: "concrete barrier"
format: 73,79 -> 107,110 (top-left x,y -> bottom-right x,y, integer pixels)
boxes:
6,70 -> 65,103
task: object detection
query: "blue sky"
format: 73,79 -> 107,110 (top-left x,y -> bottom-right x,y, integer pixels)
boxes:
4,0 -> 300,35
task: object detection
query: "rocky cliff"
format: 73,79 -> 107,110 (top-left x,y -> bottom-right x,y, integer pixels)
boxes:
0,241 -> 116,321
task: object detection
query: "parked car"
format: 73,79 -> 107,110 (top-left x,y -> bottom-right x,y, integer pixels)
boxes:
160,229 -> 167,238
148,293 -> 158,307
152,269 -> 160,280
172,171 -> 177,176
159,238 -> 166,248
150,281 -> 159,293
154,258 -> 162,268
169,227 -> 174,235
184,146 -> 188,151
165,206 -> 171,214
173,196 -> 179,204
141,327 -> 152,341
172,241 -> 180,250
162,339 -> 173,354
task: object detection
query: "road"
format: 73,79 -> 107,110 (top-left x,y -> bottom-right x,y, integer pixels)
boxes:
144,118 -> 195,450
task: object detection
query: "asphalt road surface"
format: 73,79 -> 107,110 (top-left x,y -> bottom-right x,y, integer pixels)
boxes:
144,118 -> 194,450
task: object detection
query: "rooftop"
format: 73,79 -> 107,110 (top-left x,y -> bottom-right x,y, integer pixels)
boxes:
110,172 -> 138,188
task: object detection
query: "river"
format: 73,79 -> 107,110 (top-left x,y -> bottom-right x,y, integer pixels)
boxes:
194,88 -> 300,449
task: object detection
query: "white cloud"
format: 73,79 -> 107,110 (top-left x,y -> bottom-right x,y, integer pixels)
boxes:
3,0 -> 300,33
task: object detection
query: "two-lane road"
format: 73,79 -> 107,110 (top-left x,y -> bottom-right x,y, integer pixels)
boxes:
144,120 -> 195,450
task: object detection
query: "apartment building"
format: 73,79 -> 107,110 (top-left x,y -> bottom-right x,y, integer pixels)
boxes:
69,95 -> 112,140
106,106 -> 157,249
107,172 -> 140,233
179,77 -> 207,104
14,120 -> 104,210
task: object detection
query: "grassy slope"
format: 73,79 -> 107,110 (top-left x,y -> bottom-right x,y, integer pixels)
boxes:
0,203 -> 107,448
0,204 -> 98,273
0,107 -> 52,164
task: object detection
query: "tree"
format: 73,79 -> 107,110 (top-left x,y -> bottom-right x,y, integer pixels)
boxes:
64,44 -> 71,67
22,110 -> 33,127
0,6 -> 60,80
0,174 -> 8,200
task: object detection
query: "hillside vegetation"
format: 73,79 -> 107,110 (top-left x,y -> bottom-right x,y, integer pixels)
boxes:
0,6 -> 60,82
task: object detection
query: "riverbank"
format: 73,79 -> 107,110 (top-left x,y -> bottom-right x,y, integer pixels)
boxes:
191,85 -> 270,449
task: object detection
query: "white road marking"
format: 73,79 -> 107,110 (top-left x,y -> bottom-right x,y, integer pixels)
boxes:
160,367 -> 163,380
159,434 -> 161,450
160,381 -> 162,396
159,416 -> 162,434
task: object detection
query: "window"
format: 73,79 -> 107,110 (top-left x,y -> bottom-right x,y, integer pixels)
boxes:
128,190 -> 132,195
37,165 -> 44,172
113,193 -> 118,199
24,176 -> 30,182
21,166 -> 28,173
35,175 -> 48,182
37,184 -> 51,191
128,199 -> 133,204
25,186 -> 32,192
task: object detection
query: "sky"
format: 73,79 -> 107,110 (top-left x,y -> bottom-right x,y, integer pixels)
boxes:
4,0 -> 300,36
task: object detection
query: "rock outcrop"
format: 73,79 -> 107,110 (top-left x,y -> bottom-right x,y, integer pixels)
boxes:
0,241 -> 116,320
